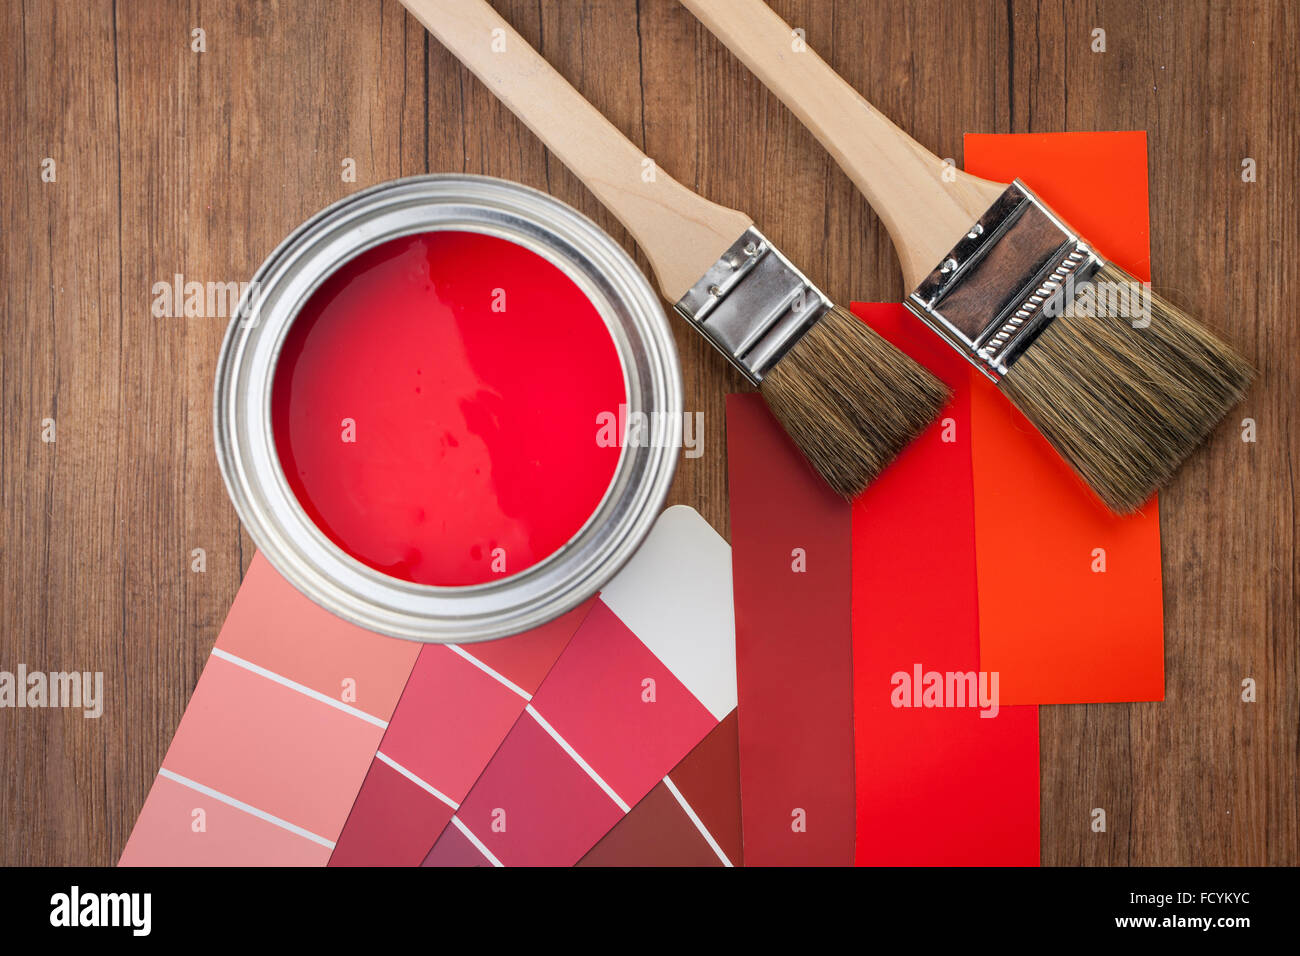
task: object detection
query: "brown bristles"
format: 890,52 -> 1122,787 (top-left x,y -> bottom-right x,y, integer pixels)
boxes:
998,261 -> 1256,513
759,303 -> 949,498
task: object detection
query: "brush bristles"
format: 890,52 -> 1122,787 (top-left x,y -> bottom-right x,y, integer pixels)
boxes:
999,261 -> 1255,513
759,304 -> 949,498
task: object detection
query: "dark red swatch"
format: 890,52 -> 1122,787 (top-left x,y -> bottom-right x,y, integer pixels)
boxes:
727,394 -> 855,865
578,709 -> 742,867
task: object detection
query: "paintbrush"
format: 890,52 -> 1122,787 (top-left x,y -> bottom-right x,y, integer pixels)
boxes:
680,0 -> 1255,513
398,0 -> 948,498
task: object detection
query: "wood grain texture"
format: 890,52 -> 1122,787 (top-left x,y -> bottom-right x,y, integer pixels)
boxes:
1,0 -> 1295,866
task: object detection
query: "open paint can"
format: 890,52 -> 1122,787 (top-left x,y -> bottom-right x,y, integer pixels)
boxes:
215,175 -> 681,643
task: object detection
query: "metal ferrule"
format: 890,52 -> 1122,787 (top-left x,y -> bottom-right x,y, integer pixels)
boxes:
674,227 -> 832,384
905,181 -> 1103,381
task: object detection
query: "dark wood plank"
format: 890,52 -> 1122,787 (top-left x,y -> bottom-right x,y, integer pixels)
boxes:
2,0 -> 423,865
1017,0 -> 1300,865
1,0 -> 125,867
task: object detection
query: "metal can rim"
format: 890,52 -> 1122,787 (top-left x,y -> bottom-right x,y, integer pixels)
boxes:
214,174 -> 682,643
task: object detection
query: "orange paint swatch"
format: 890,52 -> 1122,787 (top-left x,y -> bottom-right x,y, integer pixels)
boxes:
963,132 -> 1164,705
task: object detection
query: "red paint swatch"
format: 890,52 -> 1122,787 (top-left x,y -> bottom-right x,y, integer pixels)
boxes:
437,708 -> 629,867
578,709 -> 742,867
962,132 -> 1164,705
576,785 -> 721,867
423,821 -> 491,867
425,599 -> 717,866
727,394 -> 855,865
329,600 -> 593,867
526,601 -> 718,802
851,303 -> 1040,866
325,758 -> 453,867
272,230 -> 627,586
424,507 -> 736,867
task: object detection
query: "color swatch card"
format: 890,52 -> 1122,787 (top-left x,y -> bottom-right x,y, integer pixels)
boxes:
577,709 -> 742,867
328,600 -> 595,866
727,393 -> 855,865
964,131 -> 1164,705
119,554 -> 421,866
852,302 -> 1041,866
423,505 -> 737,866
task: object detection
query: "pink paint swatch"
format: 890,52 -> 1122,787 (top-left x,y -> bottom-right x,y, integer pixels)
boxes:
212,554 -> 419,714
118,773 -> 333,867
124,508 -> 733,869
120,555 -> 419,866
156,654 -> 385,840
329,601 -> 594,866
424,506 -> 736,866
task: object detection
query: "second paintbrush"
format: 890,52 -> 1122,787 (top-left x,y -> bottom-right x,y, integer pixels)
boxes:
398,0 -> 947,498
681,0 -> 1255,514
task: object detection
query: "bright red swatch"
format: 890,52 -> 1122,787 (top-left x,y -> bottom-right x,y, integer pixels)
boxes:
852,303 -> 1040,866
272,230 -> 626,586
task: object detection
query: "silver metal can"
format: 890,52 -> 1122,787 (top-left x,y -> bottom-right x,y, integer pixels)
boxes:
214,175 -> 681,643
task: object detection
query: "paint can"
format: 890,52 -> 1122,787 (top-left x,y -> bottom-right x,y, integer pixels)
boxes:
215,175 -> 681,643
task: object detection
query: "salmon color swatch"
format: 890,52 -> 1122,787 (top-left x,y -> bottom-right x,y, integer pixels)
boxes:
424,505 -> 737,866
117,773 -> 332,867
727,393 -> 855,865
578,709 -> 743,867
329,600 -> 594,866
154,655 -> 385,840
271,230 -> 627,587
963,132 -> 1164,705
210,553 -> 420,714
852,302 -> 1040,866
120,555 -> 419,866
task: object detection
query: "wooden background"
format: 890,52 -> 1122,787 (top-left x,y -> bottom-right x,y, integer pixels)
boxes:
2,0 -> 1296,866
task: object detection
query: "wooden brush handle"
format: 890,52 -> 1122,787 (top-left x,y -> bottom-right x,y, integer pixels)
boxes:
680,0 -> 1006,289
399,0 -> 751,301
